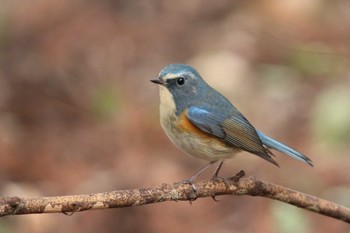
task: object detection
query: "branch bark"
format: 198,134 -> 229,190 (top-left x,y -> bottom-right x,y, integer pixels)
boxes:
1,171 -> 349,223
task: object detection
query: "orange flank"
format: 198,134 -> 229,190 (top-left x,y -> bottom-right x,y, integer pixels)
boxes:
178,110 -> 210,137
177,110 -> 213,139
177,110 -> 230,150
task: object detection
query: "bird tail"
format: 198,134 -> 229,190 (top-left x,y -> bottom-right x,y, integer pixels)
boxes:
256,130 -> 313,167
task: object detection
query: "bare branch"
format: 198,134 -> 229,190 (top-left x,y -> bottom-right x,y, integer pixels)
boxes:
1,172 -> 349,223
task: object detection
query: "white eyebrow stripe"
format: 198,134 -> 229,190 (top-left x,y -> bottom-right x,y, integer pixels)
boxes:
161,72 -> 187,81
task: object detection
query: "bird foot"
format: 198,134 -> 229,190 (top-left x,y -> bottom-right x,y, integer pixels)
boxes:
210,175 -> 229,202
177,178 -> 198,203
211,175 -> 227,183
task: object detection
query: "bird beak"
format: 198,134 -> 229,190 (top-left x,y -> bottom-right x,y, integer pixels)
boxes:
150,78 -> 165,86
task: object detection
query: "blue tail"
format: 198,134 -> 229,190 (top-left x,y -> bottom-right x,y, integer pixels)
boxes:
257,130 -> 313,166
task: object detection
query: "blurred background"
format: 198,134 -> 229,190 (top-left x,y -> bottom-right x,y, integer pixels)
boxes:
0,0 -> 349,232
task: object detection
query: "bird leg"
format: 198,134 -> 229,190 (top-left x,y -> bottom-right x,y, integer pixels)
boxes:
182,160 -> 218,184
208,160 -> 227,201
212,160 -> 224,179
179,161 -> 218,203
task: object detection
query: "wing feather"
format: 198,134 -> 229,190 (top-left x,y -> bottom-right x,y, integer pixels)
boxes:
187,106 -> 278,166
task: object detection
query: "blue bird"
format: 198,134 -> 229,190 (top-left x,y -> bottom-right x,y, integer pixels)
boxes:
151,64 -> 312,182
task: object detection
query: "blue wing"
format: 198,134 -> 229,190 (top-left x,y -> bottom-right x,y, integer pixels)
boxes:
187,106 -> 278,166
187,106 -> 312,166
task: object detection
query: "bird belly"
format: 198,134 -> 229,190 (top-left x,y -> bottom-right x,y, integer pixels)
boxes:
160,108 -> 237,161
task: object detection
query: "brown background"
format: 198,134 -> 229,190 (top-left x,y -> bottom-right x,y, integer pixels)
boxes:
0,1 -> 349,233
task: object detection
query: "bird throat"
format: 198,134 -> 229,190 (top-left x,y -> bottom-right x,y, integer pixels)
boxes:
159,86 -> 177,120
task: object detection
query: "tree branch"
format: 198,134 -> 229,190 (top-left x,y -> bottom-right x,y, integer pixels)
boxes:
1,171 -> 349,223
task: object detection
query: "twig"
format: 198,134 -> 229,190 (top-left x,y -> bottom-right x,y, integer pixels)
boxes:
0,171 -> 349,223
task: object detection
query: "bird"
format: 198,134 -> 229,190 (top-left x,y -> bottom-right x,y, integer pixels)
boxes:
151,64 -> 313,182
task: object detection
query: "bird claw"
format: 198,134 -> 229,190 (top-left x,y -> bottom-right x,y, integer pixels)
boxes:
211,175 -> 229,186
178,170 -> 245,203
210,175 -> 228,202
178,179 -> 198,203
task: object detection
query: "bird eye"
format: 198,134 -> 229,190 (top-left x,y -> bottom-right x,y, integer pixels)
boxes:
177,77 -> 185,85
